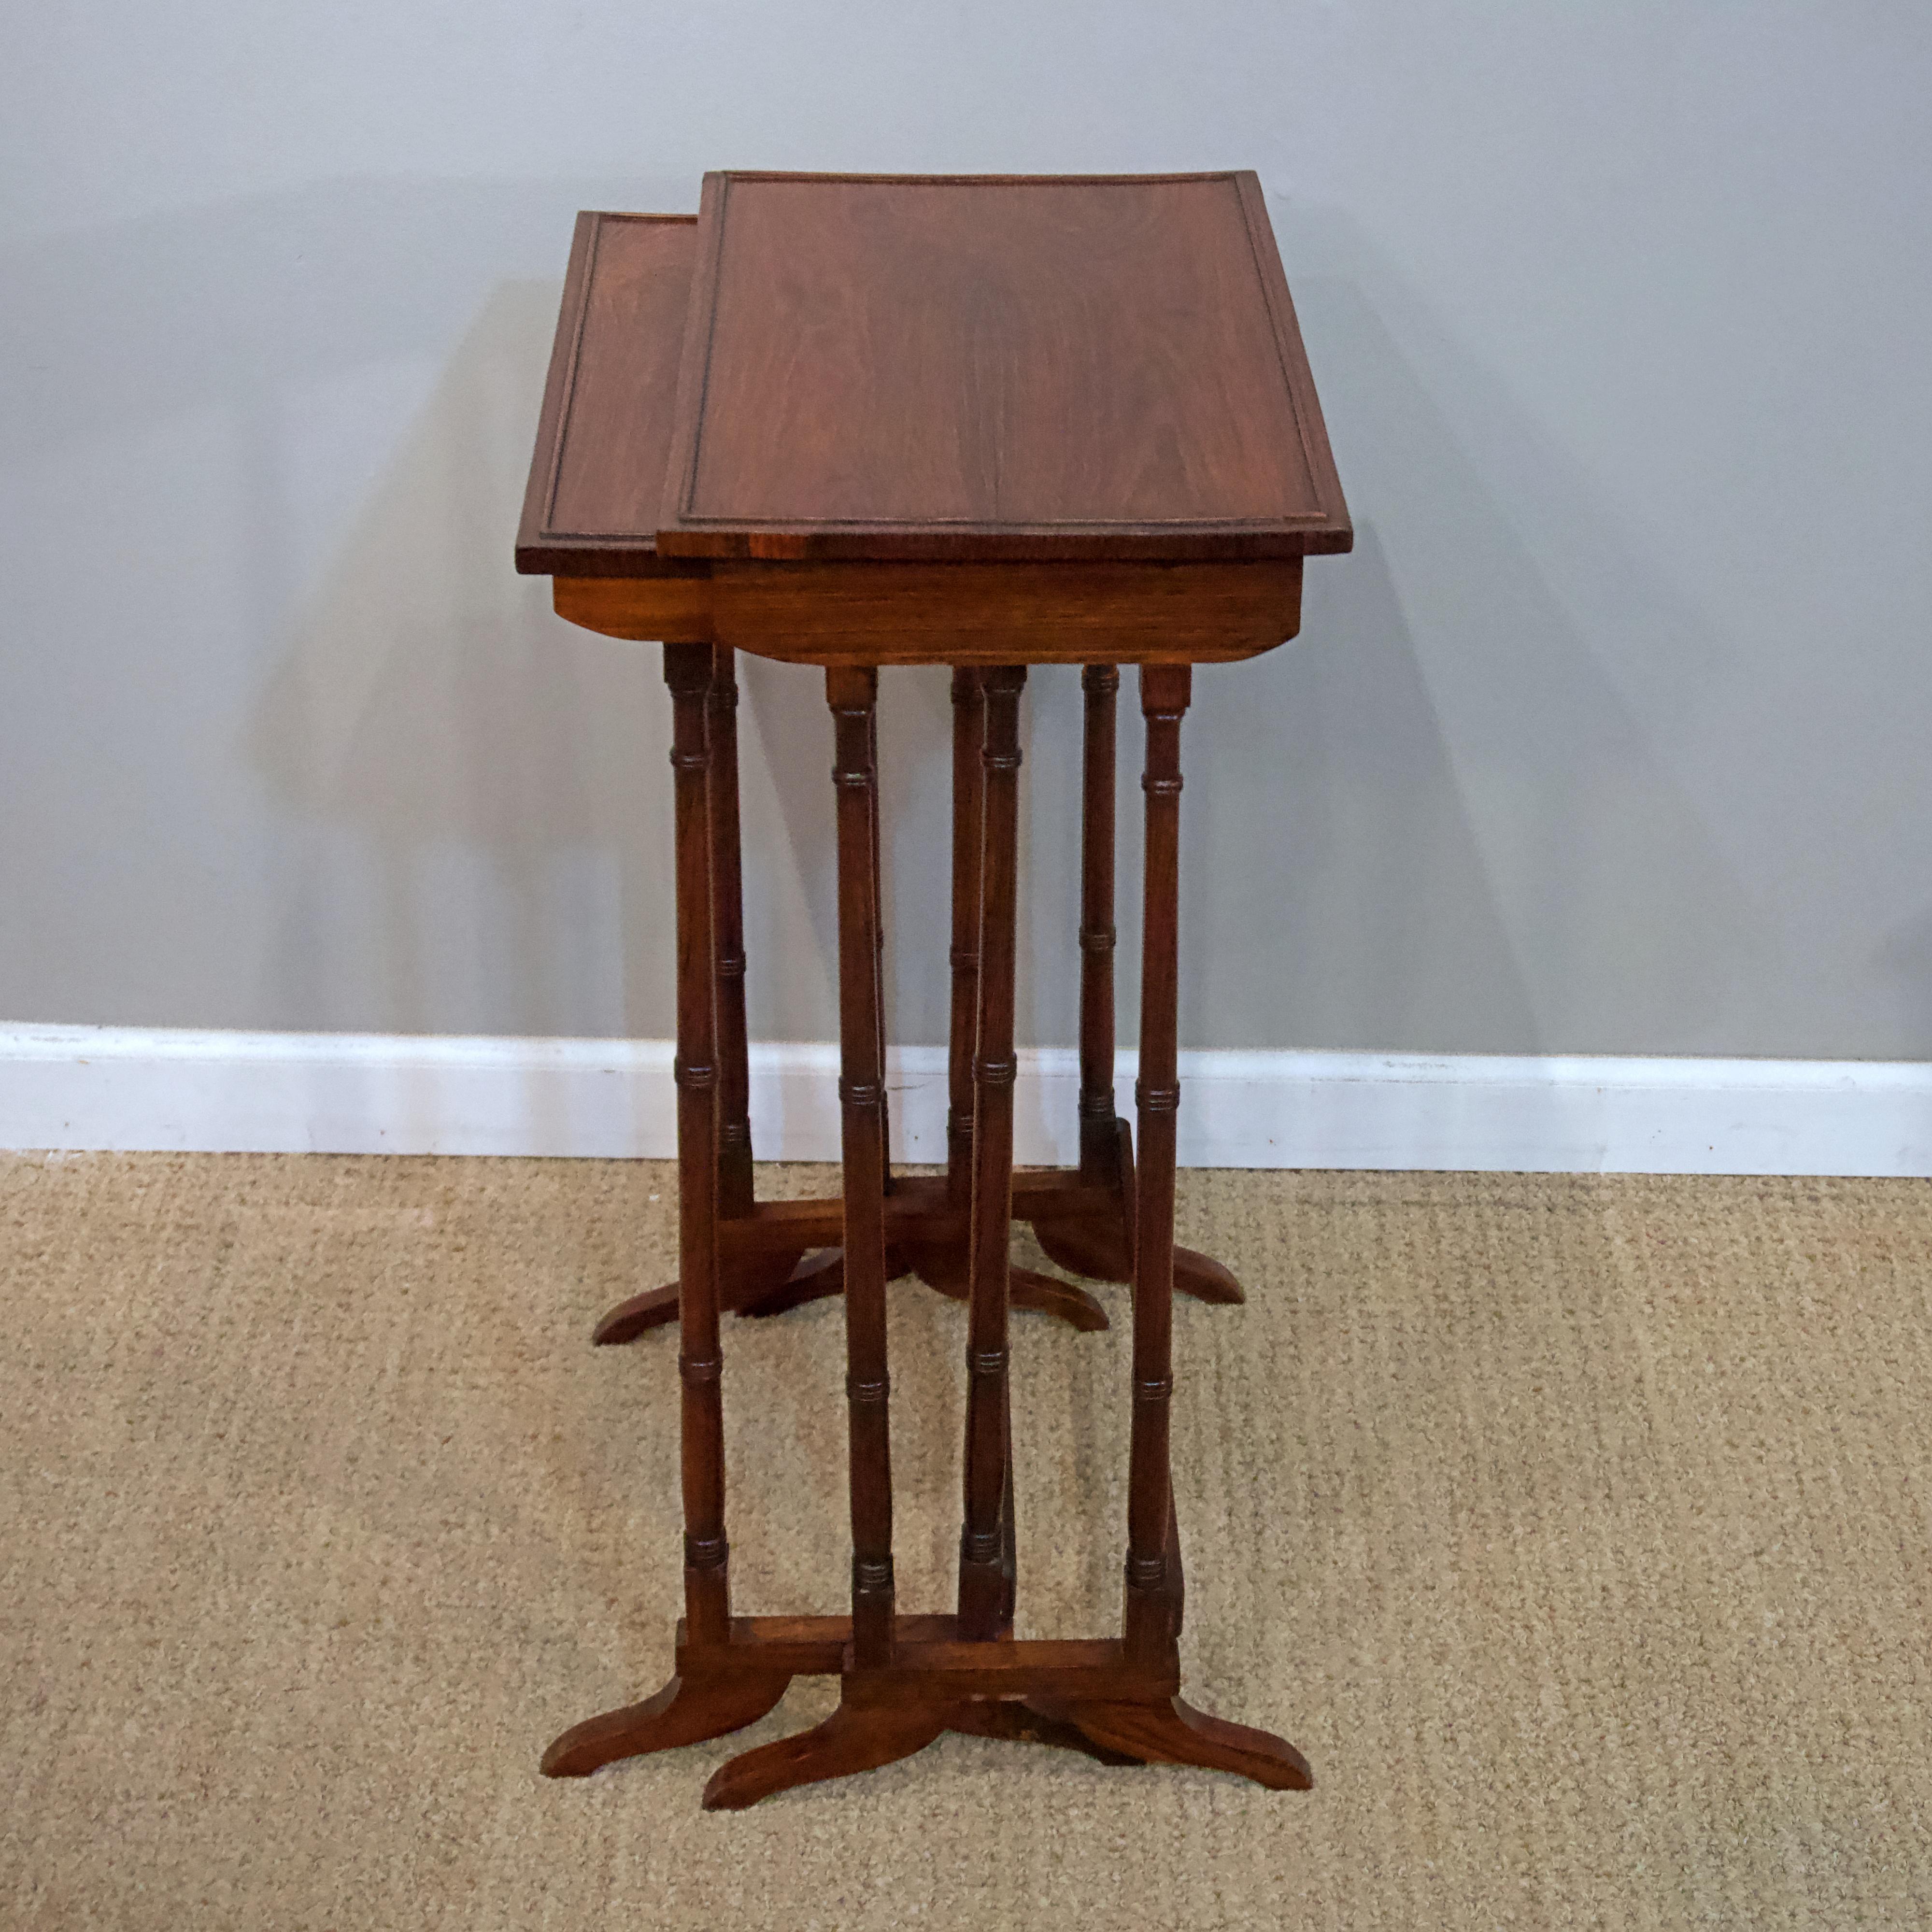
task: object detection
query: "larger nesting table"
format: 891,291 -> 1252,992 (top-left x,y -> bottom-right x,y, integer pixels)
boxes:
515,171 -> 1350,1808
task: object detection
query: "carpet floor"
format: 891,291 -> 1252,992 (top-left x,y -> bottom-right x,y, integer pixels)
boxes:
3,1153 -> 1930,1928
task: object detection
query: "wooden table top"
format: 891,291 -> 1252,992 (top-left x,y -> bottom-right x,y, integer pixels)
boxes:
516,211 -> 700,579
659,171 -> 1349,563
518,173 -> 1348,578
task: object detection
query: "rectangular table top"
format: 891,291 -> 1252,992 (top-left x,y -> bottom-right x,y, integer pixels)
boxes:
515,212 -> 701,579
659,171 -> 1350,563
515,174 -> 1349,666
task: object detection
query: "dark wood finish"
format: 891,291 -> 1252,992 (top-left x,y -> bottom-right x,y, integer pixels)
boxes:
1061,1697 -> 1314,1791
530,178 -> 1337,1812
828,667 -> 897,1668
550,569 -> 713,642
943,1697 -> 1144,1768
545,1607 -> 1305,1805
659,172 -> 1350,562
862,1637 -> 1171,1702
1124,665 -> 1190,1666
550,557 -> 1306,664
541,1666 -> 789,1779
869,698 -> 893,1196
1078,665 -> 1120,1180
589,1161 -> 1244,1341
946,669 -> 984,1205
958,667 -> 1025,1640
710,647 -> 755,1218
701,1700 -> 944,1810
662,642 -> 731,1649
515,212 -> 708,579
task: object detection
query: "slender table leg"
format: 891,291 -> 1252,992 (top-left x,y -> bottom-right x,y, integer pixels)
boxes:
712,646 -> 755,1220
829,668 -> 897,1669
946,668 -> 984,1207
869,696 -> 894,1197
697,668 -> 923,1808
1061,663 -> 1312,1790
901,665 -> 1108,1332
669,643 -> 734,1652
542,642 -> 790,1776
958,665 -> 1025,1639
592,648 -> 831,1345
664,659 -> 1311,1810
1028,662 -> 1242,1307
1122,663 -> 1188,1667
1077,663 -> 1120,1181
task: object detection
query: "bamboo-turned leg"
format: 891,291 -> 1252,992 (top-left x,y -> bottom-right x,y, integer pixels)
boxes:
869,696 -> 895,1199
829,668 -> 897,1668
1122,662 -> 1188,1668
958,665 -> 1026,1639
905,659 -> 1111,1328
543,641 -> 787,1776
1066,663 -> 1311,1792
1077,663 -> 1120,1180
1029,661 -> 1242,1307
592,645 -> 788,1347
712,646 -> 755,1219
945,668 -> 984,1205
702,669 -> 923,1811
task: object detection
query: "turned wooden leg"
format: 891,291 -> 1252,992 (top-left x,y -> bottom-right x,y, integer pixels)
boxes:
946,668 -> 985,1205
590,645 -> 750,1348
657,643 -> 734,1650
829,667 -> 897,1668
1034,680 -> 1247,1304
710,647 -> 755,1221
869,694 -> 894,1195
542,642 -> 739,1777
1123,665 -> 1189,1666
1078,664 -> 1121,1180
959,665 -> 1026,1640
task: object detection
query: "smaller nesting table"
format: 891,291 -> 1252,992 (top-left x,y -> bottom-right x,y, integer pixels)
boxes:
515,171 -> 1350,1808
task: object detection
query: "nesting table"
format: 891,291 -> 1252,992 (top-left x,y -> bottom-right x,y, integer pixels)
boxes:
515,171 -> 1350,1808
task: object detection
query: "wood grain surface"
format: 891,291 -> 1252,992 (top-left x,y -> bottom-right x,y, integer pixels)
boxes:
657,171 -> 1351,562
514,211 -> 706,578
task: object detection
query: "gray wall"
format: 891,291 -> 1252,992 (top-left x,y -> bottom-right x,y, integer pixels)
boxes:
5,3 -> 1930,1057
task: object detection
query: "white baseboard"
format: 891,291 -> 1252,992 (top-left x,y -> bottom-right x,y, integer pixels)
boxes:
2,1024 -> 1928,1175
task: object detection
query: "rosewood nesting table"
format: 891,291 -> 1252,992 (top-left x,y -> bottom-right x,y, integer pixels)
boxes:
515,171 -> 1350,1809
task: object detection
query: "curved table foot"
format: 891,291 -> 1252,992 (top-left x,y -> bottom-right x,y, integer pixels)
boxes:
901,1244 -> 1110,1333
1173,1244 -> 1245,1306
1009,1265 -> 1110,1332
1031,1217 -> 1129,1283
594,1248 -> 829,1342
590,1281 -> 682,1347
736,1250 -> 849,1319
541,1669 -> 793,1778
702,1695 -> 950,1810
1059,1695 -> 1312,1791
1030,1220 -> 1245,1307
947,1697 -> 1145,1767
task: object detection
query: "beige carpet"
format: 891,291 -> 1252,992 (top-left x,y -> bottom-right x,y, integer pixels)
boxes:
4,1153 -> 1930,1929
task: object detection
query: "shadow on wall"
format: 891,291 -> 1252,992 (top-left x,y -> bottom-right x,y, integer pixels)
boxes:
241,266 -> 863,1045
1173,202 -> 1762,1055
64,176 -> 1754,1054
245,277 -> 691,1038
